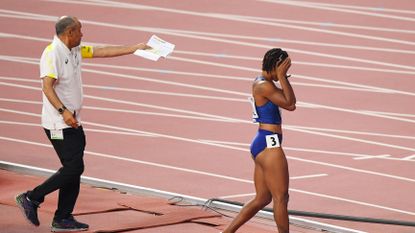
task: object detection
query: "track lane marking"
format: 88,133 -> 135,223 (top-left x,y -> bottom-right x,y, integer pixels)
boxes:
1,137 -> 414,216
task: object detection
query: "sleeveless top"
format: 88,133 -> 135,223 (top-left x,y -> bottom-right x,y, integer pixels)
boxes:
249,76 -> 282,124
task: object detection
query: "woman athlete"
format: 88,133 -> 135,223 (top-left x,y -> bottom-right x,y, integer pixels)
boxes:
222,48 -> 296,233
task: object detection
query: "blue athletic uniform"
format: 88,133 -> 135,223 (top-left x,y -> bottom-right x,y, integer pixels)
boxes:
250,76 -> 283,159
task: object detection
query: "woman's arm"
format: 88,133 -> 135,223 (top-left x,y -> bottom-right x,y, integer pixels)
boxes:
258,58 -> 296,111
276,58 -> 296,107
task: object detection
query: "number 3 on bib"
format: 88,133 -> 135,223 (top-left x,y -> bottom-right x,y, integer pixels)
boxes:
266,134 -> 280,148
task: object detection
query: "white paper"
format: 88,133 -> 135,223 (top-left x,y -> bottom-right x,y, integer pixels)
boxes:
134,35 -> 175,61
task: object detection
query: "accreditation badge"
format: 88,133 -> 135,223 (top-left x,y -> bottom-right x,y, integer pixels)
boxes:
50,129 -> 64,140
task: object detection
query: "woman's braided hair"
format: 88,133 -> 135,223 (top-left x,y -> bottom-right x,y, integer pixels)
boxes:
262,48 -> 288,73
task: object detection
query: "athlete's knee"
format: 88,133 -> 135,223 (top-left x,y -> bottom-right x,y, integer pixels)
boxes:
273,192 -> 289,205
285,193 -> 289,204
254,194 -> 272,207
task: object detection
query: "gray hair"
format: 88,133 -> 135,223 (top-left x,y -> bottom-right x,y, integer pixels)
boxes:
55,16 -> 76,36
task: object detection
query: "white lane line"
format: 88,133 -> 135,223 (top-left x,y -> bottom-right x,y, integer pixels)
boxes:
168,55 -> 257,72
402,155 -> 415,161
0,53 -> 242,96
91,57 -> 415,99
0,160 -> 369,233
46,0 -> 415,46
259,0 -> 415,22
229,15 -> 415,34
199,139 -> 414,162
4,27 -> 415,56
198,140 -> 249,147
4,54 -> 414,96
294,74 -> 415,96
2,2 -> 412,157
2,107 -> 415,183
0,97 -> 40,105
0,121 -> 39,127
0,97 -> 240,123
83,61 -> 252,81
0,160 -> 207,203
219,193 -> 256,199
47,0 -> 415,33
289,125 -> 415,141
85,106 -> 240,123
85,128 -> 155,137
274,1 -> 415,15
83,68 -> 250,97
85,84 -> 246,102
289,156 -> 415,183
0,97 -> 242,122
291,173 -> 328,180
353,154 -> 391,160
2,76 -> 415,129
174,50 -> 415,74
172,53 -> 415,77
291,187 -> 415,216
293,61 -> 415,75
2,70 -> 415,140
0,135 -> 252,183
7,101 -> 415,157
0,75 -> 248,102
85,61 -> 415,96
0,118 -> 410,162
288,126 -> 415,153
84,94 -> 243,123
0,80 -> 246,123
1,135 -> 414,217
2,80 -> 415,155
2,10 -> 415,70
221,174 -> 329,199
0,81 -> 39,91
361,110 -> 415,119
0,107 -> 249,151
0,70 -> 409,106
0,120 -> 155,137
5,54 -> 415,101
169,55 -> 415,94
11,65 -> 412,124
292,101 -> 415,124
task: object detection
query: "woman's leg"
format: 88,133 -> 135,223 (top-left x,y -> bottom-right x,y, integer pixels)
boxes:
222,162 -> 272,233
256,148 -> 290,233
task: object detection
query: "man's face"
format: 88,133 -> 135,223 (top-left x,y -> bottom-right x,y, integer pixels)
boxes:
68,19 -> 83,48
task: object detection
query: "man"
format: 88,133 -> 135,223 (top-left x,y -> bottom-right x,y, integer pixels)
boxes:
15,16 -> 150,232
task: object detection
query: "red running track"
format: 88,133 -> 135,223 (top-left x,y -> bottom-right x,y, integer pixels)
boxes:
0,0 -> 414,232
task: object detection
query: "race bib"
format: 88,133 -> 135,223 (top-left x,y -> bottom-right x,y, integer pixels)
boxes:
266,134 -> 280,148
248,96 -> 259,122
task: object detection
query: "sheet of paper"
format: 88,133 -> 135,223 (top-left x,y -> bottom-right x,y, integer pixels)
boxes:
134,49 -> 161,61
134,35 -> 175,61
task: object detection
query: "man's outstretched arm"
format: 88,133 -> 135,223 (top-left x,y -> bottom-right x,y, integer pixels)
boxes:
90,43 -> 150,58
